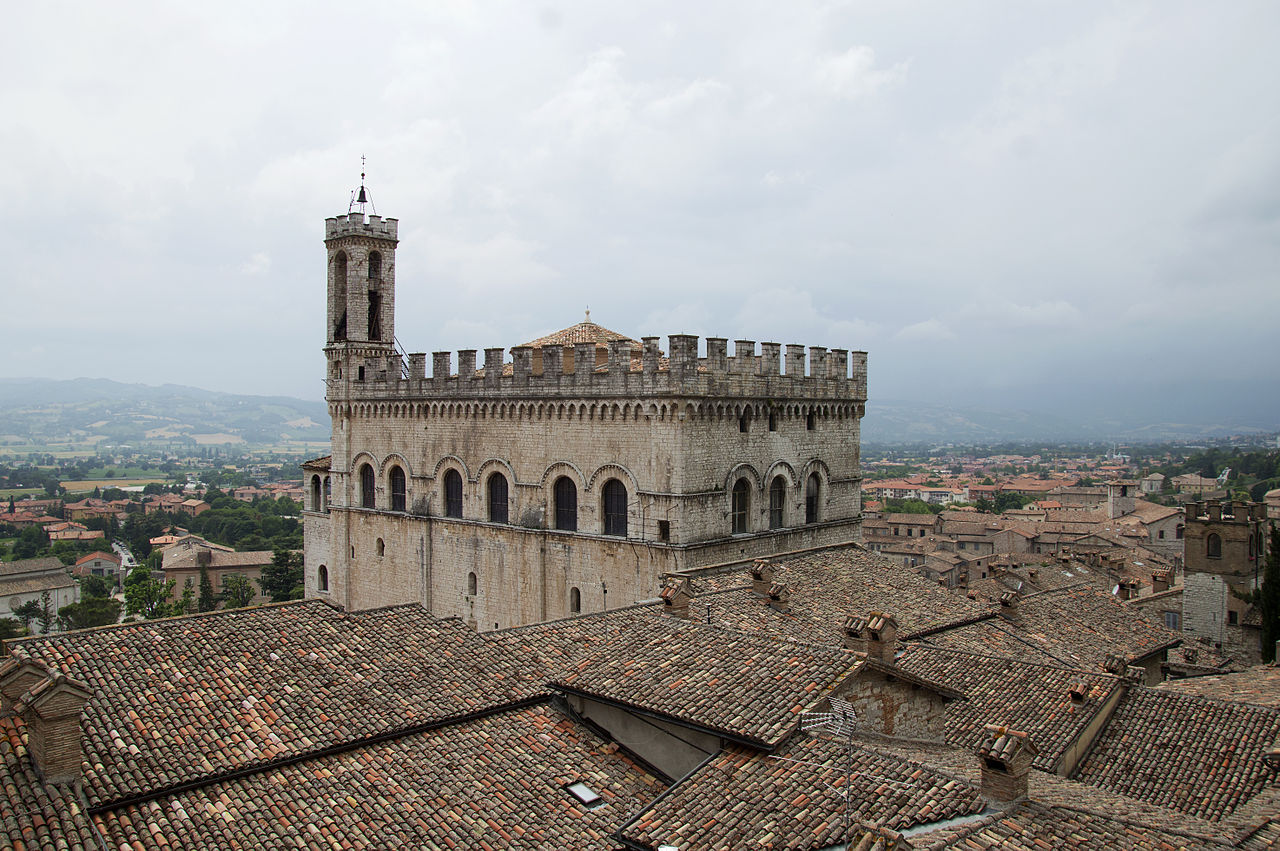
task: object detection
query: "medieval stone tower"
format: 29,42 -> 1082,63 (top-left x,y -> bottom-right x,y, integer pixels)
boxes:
303,191 -> 869,630
1181,499 -> 1268,663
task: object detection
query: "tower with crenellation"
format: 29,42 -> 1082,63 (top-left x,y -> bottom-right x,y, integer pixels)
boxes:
303,181 -> 869,630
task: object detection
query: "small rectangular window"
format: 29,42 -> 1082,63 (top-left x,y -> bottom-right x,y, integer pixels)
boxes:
768,412 -> 778,431
1227,610 -> 1238,625
1163,611 -> 1180,630
658,520 -> 670,541
566,781 -> 604,809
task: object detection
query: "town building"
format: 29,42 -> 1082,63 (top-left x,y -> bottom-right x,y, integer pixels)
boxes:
302,196 -> 868,629
0,558 -> 78,631
1181,499 -> 1269,664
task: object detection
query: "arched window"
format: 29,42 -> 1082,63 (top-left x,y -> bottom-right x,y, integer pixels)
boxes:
359,463 -> 376,509
739,411 -> 750,433
317,565 -> 328,592
323,477 -> 331,513
1207,533 -> 1222,559
376,538 -> 385,557
443,469 -> 463,518
805,473 -> 821,524
388,466 -> 406,512
368,251 -> 381,281
768,411 -> 778,431
570,586 -> 581,614
602,479 -> 627,537
554,476 -> 578,531
806,411 -> 816,431
333,252 -> 348,340
488,472 -> 509,524
769,476 -> 787,529
731,478 -> 751,534
467,571 -> 478,596
310,475 -> 321,512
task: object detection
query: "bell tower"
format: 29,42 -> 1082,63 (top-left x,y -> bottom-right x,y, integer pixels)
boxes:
324,166 -> 398,388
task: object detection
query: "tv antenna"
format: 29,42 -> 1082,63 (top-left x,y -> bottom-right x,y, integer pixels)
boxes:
770,697 -> 923,849
349,156 -> 377,216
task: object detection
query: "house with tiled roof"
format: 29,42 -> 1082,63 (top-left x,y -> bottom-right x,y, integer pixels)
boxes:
71,551 -> 121,582
0,557 -> 78,630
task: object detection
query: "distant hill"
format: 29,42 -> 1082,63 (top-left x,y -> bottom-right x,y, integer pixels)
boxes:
0,378 -> 330,448
863,392 -> 1280,445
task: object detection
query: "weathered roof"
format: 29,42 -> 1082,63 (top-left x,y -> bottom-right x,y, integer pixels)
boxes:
555,620 -> 861,748
520,315 -> 639,349
619,735 -> 987,850
6,601 -> 550,809
0,556 -> 66,577
92,703 -> 662,851
0,717 -> 98,849
1073,686 -> 1280,821
692,544 -> 999,643
162,548 -> 275,570
895,644 -> 1123,772
1156,666 -> 1280,708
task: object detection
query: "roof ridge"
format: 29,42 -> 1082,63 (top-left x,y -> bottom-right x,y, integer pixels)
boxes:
902,640 -> 1121,679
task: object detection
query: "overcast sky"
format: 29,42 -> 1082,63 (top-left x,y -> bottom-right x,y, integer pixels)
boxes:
3,1 -> 1277,413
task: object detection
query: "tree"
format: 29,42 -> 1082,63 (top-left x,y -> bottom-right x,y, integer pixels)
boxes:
1255,525 -> 1280,663
123,564 -> 174,620
0,618 -> 25,641
11,599 -> 41,631
258,549 -> 304,602
175,579 -> 197,616
198,564 -> 217,613
994,492 -> 1031,514
220,574 -> 255,609
58,597 -> 123,631
80,574 -> 111,599
34,591 -> 56,634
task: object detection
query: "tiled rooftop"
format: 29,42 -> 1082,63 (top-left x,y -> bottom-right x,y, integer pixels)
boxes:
93,703 -> 662,851
895,644 -> 1123,772
555,621 -> 862,747
0,717 -> 97,850
692,544 -> 999,643
620,734 -> 987,850
520,317 -> 640,349
1156,666 -> 1280,708
1073,687 -> 1280,821
6,601 -> 549,808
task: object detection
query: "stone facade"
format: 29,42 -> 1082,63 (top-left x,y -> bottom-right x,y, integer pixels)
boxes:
303,202 -> 867,630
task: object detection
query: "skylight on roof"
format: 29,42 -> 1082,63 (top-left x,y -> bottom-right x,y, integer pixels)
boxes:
566,781 -> 604,809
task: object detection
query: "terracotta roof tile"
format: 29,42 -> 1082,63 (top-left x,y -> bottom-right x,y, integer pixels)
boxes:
1073,687 -> 1280,821
6,601 -> 550,809
92,703 -> 661,851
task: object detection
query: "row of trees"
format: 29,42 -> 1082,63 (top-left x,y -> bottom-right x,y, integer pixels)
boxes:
121,549 -> 304,621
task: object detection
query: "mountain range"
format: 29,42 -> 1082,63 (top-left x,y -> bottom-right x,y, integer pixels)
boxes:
0,377 -> 1275,449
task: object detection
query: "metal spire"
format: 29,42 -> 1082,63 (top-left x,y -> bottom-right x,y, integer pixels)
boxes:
349,156 -> 377,215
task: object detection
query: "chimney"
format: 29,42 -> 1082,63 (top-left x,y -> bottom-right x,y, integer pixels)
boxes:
660,577 -> 693,620
0,658 -> 51,711
1151,571 -> 1170,593
13,672 -> 94,784
1067,680 -> 1089,706
998,591 -> 1021,625
842,612 -> 899,663
977,724 -> 1038,803
197,548 -> 212,567
767,582 -> 791,613
750,559 -> 775,596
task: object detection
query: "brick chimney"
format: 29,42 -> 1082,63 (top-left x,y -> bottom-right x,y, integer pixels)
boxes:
12,672 -> 94,784
766,582 -> 791,613
998,591 -> 1021,625
660,577 -> 693,620
842,612 -> 899,663
977,724 -> 1038,803
750,559 -> 775,596
1151,570 -> 1170,593
0,658 -> 51,711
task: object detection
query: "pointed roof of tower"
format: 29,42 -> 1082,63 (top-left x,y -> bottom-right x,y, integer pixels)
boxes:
519,310 -> 639,349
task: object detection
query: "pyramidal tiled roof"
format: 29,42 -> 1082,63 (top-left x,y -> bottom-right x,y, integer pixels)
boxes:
520,312 -> 639,349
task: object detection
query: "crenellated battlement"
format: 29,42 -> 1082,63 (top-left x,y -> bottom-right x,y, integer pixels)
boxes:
325,212 -> 399,241
328,335 -> 867,402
